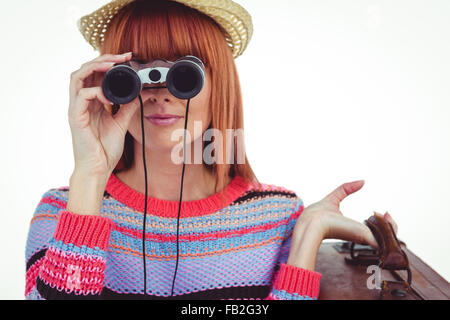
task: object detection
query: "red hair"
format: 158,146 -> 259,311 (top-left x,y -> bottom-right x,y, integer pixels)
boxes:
100,0 -> 260,200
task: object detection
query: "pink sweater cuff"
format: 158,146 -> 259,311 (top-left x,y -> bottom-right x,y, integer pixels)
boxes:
53,210 -> 113,250
273,263 -> 322,298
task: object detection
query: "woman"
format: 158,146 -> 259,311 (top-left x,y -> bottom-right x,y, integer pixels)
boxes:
25,0 -> 397,300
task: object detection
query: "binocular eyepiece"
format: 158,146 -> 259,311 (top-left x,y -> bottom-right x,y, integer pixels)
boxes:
102,55 -> 205,104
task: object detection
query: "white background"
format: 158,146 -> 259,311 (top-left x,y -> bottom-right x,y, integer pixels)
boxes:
0,0 -> 449,299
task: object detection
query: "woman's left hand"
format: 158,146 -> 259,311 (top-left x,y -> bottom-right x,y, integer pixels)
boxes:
287,180 -> 398,270
293,180 -> 398,249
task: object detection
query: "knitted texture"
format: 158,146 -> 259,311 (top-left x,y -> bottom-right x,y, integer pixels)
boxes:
77,0 -> 253,58
25,173 -> 321,300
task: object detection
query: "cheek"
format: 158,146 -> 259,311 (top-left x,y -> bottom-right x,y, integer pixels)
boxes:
125,112 -> 143,144
186,87 -> 211,142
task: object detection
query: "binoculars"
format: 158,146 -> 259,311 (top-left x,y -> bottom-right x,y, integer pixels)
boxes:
102,55 -> 205,104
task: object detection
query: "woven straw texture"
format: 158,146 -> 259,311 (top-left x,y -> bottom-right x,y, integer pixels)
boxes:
77,0 -> 253,58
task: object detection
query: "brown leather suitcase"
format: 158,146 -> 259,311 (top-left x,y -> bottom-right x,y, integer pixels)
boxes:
316,215 -> 450,300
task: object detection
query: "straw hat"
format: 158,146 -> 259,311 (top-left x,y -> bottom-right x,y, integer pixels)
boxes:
77,0 -> 253,58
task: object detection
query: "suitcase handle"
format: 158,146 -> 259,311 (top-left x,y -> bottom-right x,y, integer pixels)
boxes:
348,212 -> 412,286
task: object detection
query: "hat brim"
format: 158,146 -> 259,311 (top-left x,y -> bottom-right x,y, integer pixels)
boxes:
77,0 -> 253,58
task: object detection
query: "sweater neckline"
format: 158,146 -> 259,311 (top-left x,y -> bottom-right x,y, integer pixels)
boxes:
105,172 -> 250,218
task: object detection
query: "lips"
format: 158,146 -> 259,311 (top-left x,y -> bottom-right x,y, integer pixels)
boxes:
146,114 -> 182,119
145,114 -> 183,126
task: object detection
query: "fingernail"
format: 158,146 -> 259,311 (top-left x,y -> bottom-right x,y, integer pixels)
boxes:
114,52 -> 132,58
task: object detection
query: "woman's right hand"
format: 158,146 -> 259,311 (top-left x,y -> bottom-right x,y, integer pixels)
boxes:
68,52 -> 139,178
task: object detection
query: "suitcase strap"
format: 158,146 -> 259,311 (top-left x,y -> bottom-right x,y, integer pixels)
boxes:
346,213 -> 414,297
365,214 -> 412,283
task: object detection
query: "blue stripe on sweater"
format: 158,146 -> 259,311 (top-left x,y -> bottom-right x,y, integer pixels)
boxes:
103,197 -> 302,235
109,223 -> 287,256
270,288 -> 316,300
49,238 -> 106,258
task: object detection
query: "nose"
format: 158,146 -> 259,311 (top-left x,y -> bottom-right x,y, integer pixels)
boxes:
141,85 -> 173,104
145,95 -> 171,104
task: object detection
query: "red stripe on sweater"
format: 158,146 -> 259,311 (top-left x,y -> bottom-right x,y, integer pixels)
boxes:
111,206 -> 303,242
270,263 -> 322,298
25,257 -> 45,297
38,246 -> 106,296
54,211 -> 112,250
38,196 -> 67,209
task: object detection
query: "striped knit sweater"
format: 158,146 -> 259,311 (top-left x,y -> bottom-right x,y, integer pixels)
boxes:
25,173 -> 322,300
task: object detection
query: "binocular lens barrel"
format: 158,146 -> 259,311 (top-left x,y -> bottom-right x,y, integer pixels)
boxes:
104,67 -> 142,104
166,59 -> 204,100
102,56 -> 205,104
